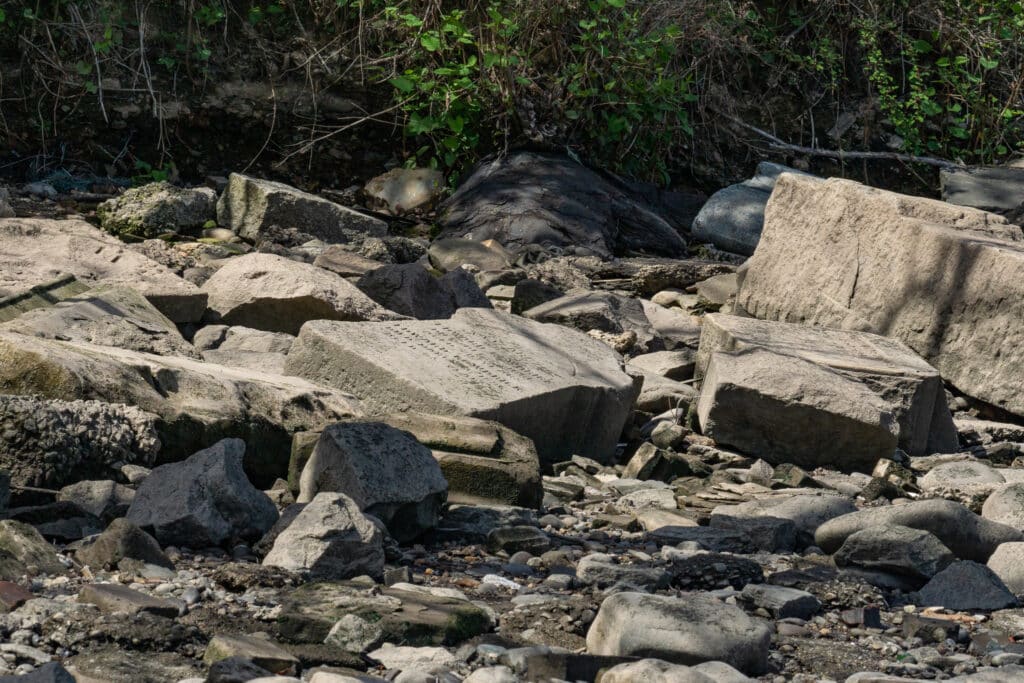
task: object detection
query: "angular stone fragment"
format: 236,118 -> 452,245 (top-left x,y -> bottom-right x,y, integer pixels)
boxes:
298,422 -> 448,541
0,218 -> 206,322
940,166 -> 1024,216
0,520 -> 64,580
428,238 -> 511,273
355,263 -> 491,320
695,313 -> 957,456
217,173 -> 386,243
313,245 -> 384,277
194,325 -> 294,374
75,518 -> 173,573
697,349 -> 899,472
917,561 -> 1018,611
740,583 -> 821,619
78,583 -> 179,617
524,292 -> 661,352
983,482 -> 1024,529
57,480 -> 135,518
96,181 -> 216,238
833,525 -> 955,582
284,308 -> 641,467
202,253 -> 402,335
204,634 -> 299,675
576,553 -> 671,592
736,173 -> 1024,417
987,542 -> 1024,594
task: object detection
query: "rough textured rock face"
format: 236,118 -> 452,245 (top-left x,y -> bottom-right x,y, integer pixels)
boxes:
202,252 -> 403,335
523,292 -> 661,352
438,151 -> 687,258
2,285 -> 199,358
0,218 -> 206,322
0,520 -> 66,580
736,173 -> 1024,417
74,518 -> 173,573
697,349 -> 900,472
940,166 -> 1024,217
193,325 -> 294,374
695,313 -> 957,456
0,331 -> 361,485
96,181 -> 217,238
0,394 -> 159,488
126,438 -> 279,548
355,263 -> 491,320
284,308 -> 641,468
299,422 -> 448,541
216,173 -> 387,243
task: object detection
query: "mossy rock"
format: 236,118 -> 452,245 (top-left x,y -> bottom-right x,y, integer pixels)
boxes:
97,181 -> 216,239
0,520 -> 65,580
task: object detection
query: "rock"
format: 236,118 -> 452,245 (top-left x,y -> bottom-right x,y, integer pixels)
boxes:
0,331 -> 361,486
586,592 -> 771,674
205,656 -> 276,683
691,162 -> 813,256
576,554 -> 671,592
378,412 -> 542,508
56,480 -> 134,518
438,152 -> 687,259
0,662 -> 75,683
585,258 -> 735,298
622,444 -> 699,482
598,659 -> 752,683
195,325 -> 294,374
364,167 -> 445,215
628,350 -> 696,381
355,263 -> 491,320
368,643 -> 458,673
740,584 -> 821,619
75,518 -> 173,572
695,313 -> 957,456
833,525 -> 955,582
96,181 -> 216,238
204,634 -> 299,675
7,500 -> 102,542
917,561 -> 1018,610
0,394 -> 159,489
0,217 -> 206,322
940,166 -> 1024,218
987,542 -> 1024,595
202,253 -> 402,335
263,492 -> 384,580
313,246 -> 385,277
284,308 -> 640,468
298,422 -> 448,542
0,274 -> 89,324
982,483 -> 1024,529
815,499 -> 1023,562
2,284 -> 199,358
127,438 -> 279,548
697,349 -> 899,472
77,583 -> 179,617
428,239 -> 511,273
666,552 -> 764,590
921,460 -> 1005,492
486,526 -> 550,555
277,581 -> 493,645
0,581 -> 32,612
65,649 -> 201,682
695,272 -> 739,307
735,173 -> 1024,420
523,292 -> 660,352
0,520 -> 64,580
217,173 -> 386,244
0,186 -> 13,218
463,666 -> 519,683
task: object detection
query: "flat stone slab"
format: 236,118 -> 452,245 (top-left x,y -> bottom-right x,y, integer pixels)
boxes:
940,166 -> 1024,214
284,308 -> 640,467
203,634 -> 299,675
78,583 -> 179,617
0,218 -> 206,322
696,313 -> 956,456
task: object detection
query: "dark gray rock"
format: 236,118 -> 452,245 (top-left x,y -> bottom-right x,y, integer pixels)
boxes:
75,518 -> 173,572
0,662 -> 76,683
917,561 -> 1018,611
356,263 -> 491,320
576,553 -> 671,592
833,525 -> 955,582
741,583 -> 821,619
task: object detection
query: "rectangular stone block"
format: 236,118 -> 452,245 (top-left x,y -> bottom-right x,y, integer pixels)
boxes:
283,308 -> 641,468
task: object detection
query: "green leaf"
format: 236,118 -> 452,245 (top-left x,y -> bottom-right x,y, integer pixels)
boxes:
605,0 -> 626,7
980,57 -> 999,70
912,39 -> 932,53
390,75 -> 415,93
420,33 -> 441,51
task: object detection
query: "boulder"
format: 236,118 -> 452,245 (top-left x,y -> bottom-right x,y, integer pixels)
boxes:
74,518 -> 173,573
298,422 -> 448,542
0,394 -> 159,489
628,350 -> 696,382
0,520 -> 65,580
0,331 -> 362,486
833,525 -> 955,582
940,166 -> 1024,218
987,542 -> 1024,595
193,325 -> 294,374
815,499 -> 1023,563
576,553 -> 671,592
364,167 -> 445,215
740,584 -> 821,619
202,253 -> 402,335
78,583 -> 179,617
710,492 -> 855,548
2,284 -> 198,358
691,162 -> 813,256
523,292 -> 660,352
598,659 -> 752,683
216,173 -> 386,243
56,480 -> 135,518
355,263 -> 491,320
428,238 -> 511,273
284,308 -> 641,468
586,592 -> 771,674
263,492 -> 383,580
920,461 -> 1005,493
736,173 -> 1024,419
917,561 -> 1018,611
96,181 -> 216,238
438,152 -> 687,259
7,500 -> 102,542
695,313 -> 957,456
126,438 -> 279,548
0,217 -> 206,322
982,482 -> 1024,529
697,349 -> 899,472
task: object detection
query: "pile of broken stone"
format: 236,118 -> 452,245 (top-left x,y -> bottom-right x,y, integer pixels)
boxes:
2,154 -> 1024,682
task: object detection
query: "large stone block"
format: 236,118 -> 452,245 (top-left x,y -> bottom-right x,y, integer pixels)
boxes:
940,166 -> 1024,216
695,313 -> 956,455
284,308 -> 641,468
737,174 -> 1024,417
0,218 -> 206,322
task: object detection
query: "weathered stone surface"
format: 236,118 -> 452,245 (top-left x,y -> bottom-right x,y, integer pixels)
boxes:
0,331 -> 362,485
313,245 -> 385,277
78,583 -> 179,617
57,480 -> 134,518
736,173 -> 1024,418
987,542 -> 1024,595
194,325 -> 294,374
0,662 -> 75,683
217,173 -> 386,243
697,349 -> 899,472
628,350 -> 696,381
298,422 -> 448,541
97,181 -> 216,238
202,253 -> 402,335
695,313 -> 957,456
284,308 -> 640,468
691,162 -> 813,256
586,592 -> 771,674
127,439 -> 279,548
263,492 -> 384,580
585,258 -> 735,298
0,274 -> 90,324
0,520 -> 64,580
438,152 -> 687,259
364,167 -> 445,215
983,482 -> 1024,529
379,412 -> 542,509
65,650 -> 201,683
428,238 -> 511,273
524,292 -> 660,352
598,659 -> 752,683
740,584 -> 821,619
204,634 -> 300,675
940,166 -> 1024,216
487,525 -> 550,555
0,394 -> 159,488
0,218 -> 206,322
576,553 -> 671,592
710,493 -> 855,548
921,460 -> 1005,492
833,525 -> 955,582
75,518 -> 173,572
917,561 -> 1018,611
815,499 -> 1023,563
355,263 -> 491,320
